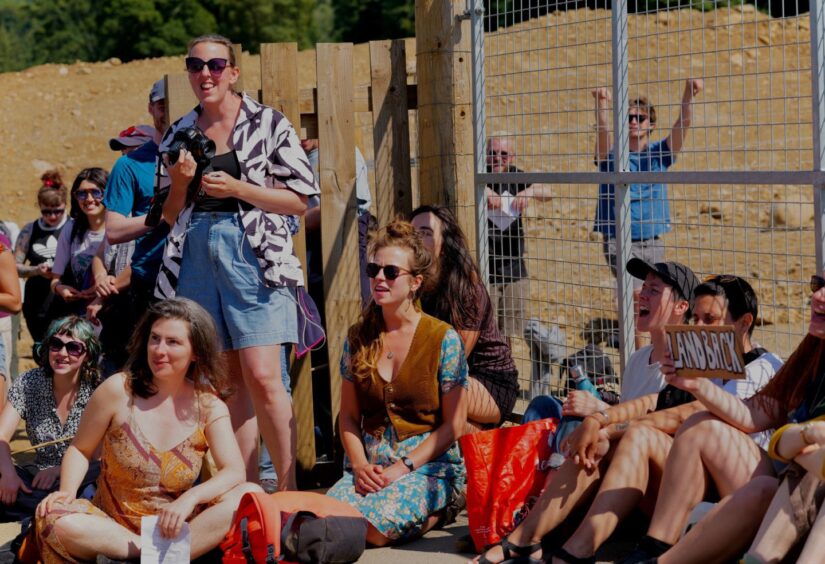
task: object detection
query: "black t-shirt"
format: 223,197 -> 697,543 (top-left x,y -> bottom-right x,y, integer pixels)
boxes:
193,151 -> 250,212
487,165 -> 529,283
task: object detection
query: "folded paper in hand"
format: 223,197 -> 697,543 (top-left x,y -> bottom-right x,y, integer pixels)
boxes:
140,515 -> 191,564
488,192 -> 520,231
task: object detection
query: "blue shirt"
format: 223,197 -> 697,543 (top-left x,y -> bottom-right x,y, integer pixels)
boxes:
594,139 -> 674,241
103,141 -> 169,283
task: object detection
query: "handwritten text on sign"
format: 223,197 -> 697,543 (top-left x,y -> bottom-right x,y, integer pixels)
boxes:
666,325 -> 745,379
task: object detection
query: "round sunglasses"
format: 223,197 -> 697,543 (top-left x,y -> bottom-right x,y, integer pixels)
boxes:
75,188 -> 103,202
48,336 -> 87,358
365,262 -> 411,281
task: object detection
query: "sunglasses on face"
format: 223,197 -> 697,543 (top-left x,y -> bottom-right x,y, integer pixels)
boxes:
487,150 -> 509,158
48,336 -> 87,358
185,57 -> 230,75
41,208 -> 65,217
75,188 -> 103,202
366,262 -> 411,281
812,275 -> 825,293
628,113 -> 649,123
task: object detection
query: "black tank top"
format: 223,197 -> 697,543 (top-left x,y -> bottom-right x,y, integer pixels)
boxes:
193,150 -> 251,212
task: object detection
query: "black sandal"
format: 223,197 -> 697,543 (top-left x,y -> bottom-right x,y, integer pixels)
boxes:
478,537 -> 543,564
553,546 -> 596,564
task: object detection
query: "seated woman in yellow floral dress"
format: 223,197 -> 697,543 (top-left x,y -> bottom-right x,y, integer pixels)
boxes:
36,298 -> 260,562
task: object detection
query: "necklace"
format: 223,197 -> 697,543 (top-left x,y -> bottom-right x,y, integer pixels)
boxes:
386,351 -> 394,360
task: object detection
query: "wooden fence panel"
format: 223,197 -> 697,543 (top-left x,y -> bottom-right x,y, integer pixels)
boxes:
260,42 -> 316,471
317,43 -> 359,424
370,40 -> 413,226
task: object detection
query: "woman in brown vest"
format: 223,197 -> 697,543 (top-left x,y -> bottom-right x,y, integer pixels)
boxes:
326,220 -> 468,546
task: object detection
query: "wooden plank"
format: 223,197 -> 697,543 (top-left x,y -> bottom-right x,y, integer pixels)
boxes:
317,43 -> 358,424
232,43 -> 244,93
164,73 -> 198,124
415,0 -> 476,250
370,39 -> 412,225
260,43 -> 317,471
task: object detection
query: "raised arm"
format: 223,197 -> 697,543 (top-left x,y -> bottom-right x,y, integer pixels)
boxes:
666,78 -> 703,155
592,87 -> 613,162
105,210 -> 153,244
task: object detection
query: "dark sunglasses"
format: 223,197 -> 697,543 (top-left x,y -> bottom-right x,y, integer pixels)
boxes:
185,57 -> 230,75
75,188 -> 103,202
366,262 -> 411,281
41,208 -> 65,217
812,275 -> 825,293
628,113 -> 649,123
48,336 -> 87,358
487,150 -> 509,157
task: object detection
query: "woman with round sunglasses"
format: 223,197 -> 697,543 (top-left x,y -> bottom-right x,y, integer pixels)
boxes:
0,316 -> 101,526
155,34 -> 319,490
14,171 -> 69,345
51,168 -> 109,315
325,220 -> 468,546
411,205 -> 519,434
613,274 -> 825,564
35,299 -> 256,562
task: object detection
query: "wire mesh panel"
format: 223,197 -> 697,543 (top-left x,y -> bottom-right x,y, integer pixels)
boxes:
474,0 -> 823,414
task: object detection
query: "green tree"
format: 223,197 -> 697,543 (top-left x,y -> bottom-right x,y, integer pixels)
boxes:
332,0 -> 415,44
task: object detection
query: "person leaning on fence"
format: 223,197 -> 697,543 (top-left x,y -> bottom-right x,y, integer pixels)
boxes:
326,220 -> 468,546
14,171 -> 69,347
472,259 -> 698,564
615,273 -> 825,564
155,34 -> 320,490
411,205 -> 519,433
50,168 -> 109,316
550,275 -> 783,564
0,317 -> 102,528
484,135 -> 554,343
35,298 -> 260,562
592,79 -> 703,348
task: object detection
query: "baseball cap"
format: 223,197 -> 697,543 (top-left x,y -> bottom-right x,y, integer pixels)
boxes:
109,124 -> 155,151
627,258 -> 700,310
149,79 -> 165,103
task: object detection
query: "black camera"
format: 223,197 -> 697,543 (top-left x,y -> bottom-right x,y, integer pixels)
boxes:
145,127 -> 216,227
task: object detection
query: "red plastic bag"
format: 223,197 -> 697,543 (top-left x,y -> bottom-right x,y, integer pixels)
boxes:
460,418 -> 558,552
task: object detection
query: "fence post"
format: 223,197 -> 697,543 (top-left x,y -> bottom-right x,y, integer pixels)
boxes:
415,0 -> 476,250
370,40 -> 413,225
812,2 -> 825,273
611,0 -> 635,370
317,43 -> 359,426
469,0 -> 489,283
260,42 -> 317,472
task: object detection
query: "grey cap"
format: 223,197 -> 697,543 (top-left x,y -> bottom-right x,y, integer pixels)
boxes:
149,79 -> 165,103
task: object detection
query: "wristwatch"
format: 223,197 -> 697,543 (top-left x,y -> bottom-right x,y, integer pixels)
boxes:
401,456 -> 415,473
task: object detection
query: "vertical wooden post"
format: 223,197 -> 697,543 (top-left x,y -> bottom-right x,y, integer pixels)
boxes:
317,43 -> 359,425
370,40 -> 413,225
415,0 -> 476,249
164,73 -> 198,124
260,42 -> 317,471
232,43 -> 244,93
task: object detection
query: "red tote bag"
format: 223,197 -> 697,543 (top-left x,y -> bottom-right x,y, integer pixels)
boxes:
460,418 -> 558,552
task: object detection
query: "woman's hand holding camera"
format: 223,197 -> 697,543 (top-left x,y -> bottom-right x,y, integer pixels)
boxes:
164,149 -> 197,191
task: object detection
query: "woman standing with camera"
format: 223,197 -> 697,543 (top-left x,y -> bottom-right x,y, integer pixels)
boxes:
156,35 -> 319,490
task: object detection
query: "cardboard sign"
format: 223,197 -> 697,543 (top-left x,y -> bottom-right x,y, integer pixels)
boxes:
666,325 -> 745,379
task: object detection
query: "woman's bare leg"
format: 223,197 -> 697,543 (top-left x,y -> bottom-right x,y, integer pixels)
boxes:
797,494 -> 825,564
224,350 -> 259,482
464,377 -> 502,435
190,482 -> 263,558
239,344 -> 297,490
560,424 -> 673,560
658,476 -> 778,564
51,514 -> 141,560
645,412 -> 772,545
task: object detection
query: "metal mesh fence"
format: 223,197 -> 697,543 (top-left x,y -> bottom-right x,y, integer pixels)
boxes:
473,1 -> 822,414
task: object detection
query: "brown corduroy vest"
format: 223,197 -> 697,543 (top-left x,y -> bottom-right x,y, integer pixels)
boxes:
356,313 -> 450,441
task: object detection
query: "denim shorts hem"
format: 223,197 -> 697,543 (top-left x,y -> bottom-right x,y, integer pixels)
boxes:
229,331 -> 297,351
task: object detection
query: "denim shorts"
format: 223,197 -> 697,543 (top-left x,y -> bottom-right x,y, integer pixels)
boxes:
177,212 -> 298,351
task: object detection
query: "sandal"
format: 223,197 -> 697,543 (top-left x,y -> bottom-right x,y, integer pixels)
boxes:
478,537 -> 543,564
553,546 -> 596,564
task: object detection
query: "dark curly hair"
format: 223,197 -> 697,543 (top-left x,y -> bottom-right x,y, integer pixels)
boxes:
125,298 -> 231,400
35,316 -> 102,385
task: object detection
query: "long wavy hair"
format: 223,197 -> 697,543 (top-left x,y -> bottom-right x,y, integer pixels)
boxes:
410,205 -> 482,329
68,167 -> 108,245
347,220 -> 432,380
35,316 -> 102,385
754,334 -> 825,420
125,298 -> 231,400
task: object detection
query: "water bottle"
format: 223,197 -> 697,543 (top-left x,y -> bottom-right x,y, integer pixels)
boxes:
550,364 -> 601,461
569,364 -> 601,400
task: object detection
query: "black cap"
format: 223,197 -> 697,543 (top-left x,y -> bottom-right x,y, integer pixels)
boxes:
627,258 -> 700,310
